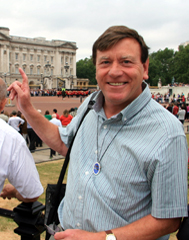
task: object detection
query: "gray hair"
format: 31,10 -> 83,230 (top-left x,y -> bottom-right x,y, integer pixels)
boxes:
0,78 -> 7,102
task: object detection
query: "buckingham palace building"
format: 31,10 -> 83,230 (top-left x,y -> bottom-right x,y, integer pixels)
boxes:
0,27 -> 89,89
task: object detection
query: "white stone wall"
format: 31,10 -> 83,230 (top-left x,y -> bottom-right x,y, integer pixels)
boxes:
0,28 -> 79,89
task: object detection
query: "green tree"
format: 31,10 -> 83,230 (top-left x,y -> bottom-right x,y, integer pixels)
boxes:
76,57 -> 96,85
171,45 -> 189,84
148,48 -> 174,86
148,56 -> 162,86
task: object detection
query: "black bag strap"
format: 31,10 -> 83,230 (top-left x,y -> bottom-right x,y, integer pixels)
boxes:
46,92 -> 97,225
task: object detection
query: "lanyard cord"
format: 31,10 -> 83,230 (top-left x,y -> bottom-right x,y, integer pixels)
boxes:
96,115 -> 126,165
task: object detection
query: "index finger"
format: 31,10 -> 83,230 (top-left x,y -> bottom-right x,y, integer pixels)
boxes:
19,68 -> 29,85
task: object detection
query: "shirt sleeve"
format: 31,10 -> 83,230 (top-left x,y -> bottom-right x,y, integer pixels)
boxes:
7,139 -> 43,199
150,135 -> 188,218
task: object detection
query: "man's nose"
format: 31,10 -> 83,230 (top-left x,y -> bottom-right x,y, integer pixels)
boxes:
108,62 -> 123,78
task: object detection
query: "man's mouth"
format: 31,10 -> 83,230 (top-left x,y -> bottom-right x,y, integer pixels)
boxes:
108,82 -> 126,86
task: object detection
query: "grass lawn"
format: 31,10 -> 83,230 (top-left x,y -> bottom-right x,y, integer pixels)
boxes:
186,134 -> 189,147
0,135 -> 189,240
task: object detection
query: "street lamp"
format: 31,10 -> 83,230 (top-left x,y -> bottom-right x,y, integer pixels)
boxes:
41,73 -> 43,88
70,75 -> 74,89
4,73 -> 6,83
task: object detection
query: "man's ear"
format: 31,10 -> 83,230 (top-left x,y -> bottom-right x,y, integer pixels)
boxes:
0,98 -> 7,112
143,58 -> 149,80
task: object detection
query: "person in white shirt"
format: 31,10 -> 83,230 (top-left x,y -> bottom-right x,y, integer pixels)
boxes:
8,110 -> 25,132
178,105 -> 186,124
0,78 -> 43,202
50,114 -> 62,127
49,114 -> 62,158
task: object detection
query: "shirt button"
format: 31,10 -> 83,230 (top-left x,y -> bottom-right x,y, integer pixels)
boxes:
124,117 -> 127,121
104,125 -> 107,129
85,171 -> 89,175
78,195 -> 82,200
77,222 -> 80,227
95,150 -> 98,154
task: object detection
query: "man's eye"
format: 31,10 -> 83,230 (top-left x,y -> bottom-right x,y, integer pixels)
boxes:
123,60 -> 130,64
102,61 -> 109,64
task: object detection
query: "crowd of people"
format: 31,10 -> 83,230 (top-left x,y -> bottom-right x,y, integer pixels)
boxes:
151,92 -> 189,124
164,102 -> 189,124
151,92 -> 187,103
29,88 -> 91,98
0,107 -> 77,158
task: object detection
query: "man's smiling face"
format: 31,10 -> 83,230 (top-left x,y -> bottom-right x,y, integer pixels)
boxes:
96,38 -> 149,115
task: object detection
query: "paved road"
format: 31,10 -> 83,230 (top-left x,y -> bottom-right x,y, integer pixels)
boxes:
31,143 -> 65,164
4,95 -> 84,115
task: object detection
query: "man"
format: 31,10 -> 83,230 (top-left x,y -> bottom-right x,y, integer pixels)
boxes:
0,78 -> 43,202
8,26 -> 188,240
8,110 -> 25,132
53,109 -> 60,119
50,113 -> 62,127
173,102 -> 179,117
49,114 -> 62,158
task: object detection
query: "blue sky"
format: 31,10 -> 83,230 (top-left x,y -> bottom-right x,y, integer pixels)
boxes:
1,0 -> 189,61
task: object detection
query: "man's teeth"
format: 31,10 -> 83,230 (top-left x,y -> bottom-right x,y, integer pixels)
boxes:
109,82 -> 125,86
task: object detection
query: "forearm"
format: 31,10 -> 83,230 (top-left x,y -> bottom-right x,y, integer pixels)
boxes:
109,214 -> 180,240
1,184 -> 39,203
54,214 -> 181,240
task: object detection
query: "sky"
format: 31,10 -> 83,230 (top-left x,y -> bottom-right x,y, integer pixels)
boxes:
1,0 -> 189,61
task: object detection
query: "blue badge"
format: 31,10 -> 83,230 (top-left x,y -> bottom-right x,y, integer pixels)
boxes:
93,162 -> 100,175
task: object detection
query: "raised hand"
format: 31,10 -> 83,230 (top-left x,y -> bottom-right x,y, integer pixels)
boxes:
7,68 -> 33,113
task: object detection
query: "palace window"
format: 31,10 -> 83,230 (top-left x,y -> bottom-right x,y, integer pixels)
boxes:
15,67 -> 19,74
37,68 -> 40,75
15,53 -> 19,60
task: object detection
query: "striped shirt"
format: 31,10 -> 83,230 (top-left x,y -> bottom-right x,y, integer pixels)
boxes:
58,82 -> 188,240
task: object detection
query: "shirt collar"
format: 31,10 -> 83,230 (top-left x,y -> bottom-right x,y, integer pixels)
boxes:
93,81 -> 152,122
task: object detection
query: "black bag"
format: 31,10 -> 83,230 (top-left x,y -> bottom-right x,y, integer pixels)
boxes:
45,184 -> 66,225
44,93 -> 97,240
176,205 -> 189,240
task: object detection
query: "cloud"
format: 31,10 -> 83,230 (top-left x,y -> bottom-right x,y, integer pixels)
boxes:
1,0 -> 189,61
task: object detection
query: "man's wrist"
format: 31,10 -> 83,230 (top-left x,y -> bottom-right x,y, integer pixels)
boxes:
105,230 -> 116,240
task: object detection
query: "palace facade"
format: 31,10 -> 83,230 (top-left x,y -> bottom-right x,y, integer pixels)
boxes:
0,27 -> 89,89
